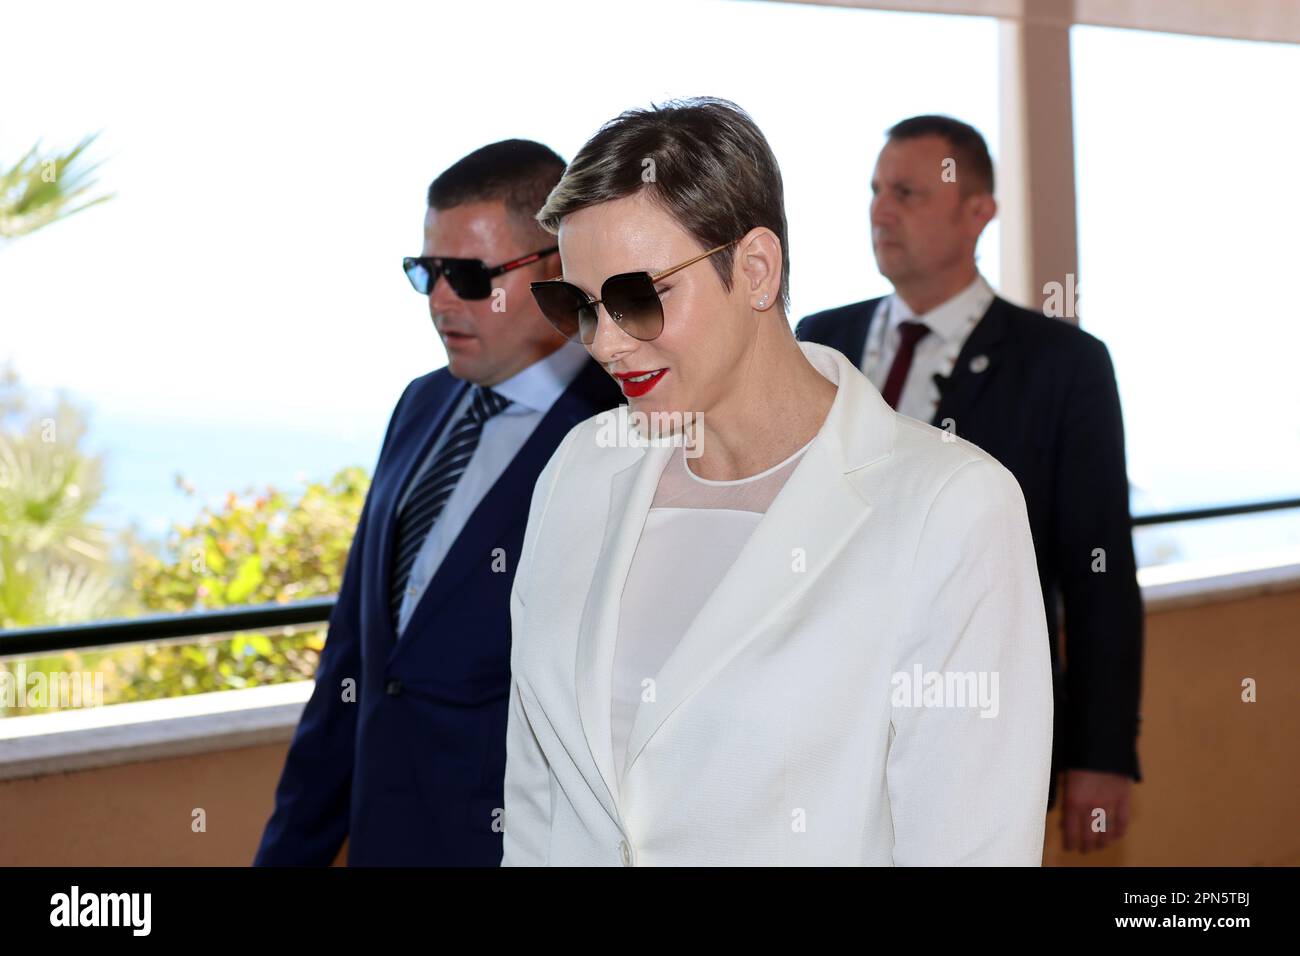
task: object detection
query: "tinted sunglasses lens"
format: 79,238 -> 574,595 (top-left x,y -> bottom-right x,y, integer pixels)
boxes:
531,282 -> 587,342
403,258 -> 431,294
444,261 -> 492,300
604,273 -> 664,342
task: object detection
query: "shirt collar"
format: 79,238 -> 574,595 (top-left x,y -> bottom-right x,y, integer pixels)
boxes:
489,339 -> 591,414
888,273 -> 994,344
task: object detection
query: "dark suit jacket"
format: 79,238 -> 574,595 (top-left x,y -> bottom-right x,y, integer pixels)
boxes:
254,358 -> 623,866
797,295 -> 1143,806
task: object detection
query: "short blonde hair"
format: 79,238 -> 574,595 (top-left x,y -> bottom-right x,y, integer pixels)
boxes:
537,97 -> 790,310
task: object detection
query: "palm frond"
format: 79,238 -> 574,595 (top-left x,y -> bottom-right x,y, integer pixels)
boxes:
0,132 -> 115,240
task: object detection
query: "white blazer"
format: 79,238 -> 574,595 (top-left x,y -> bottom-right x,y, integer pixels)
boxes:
502,341 -> 1052,866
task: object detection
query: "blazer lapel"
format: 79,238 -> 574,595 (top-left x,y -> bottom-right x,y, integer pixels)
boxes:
932,298 -> 1009,428
574,416 -> 674,819
618,446 -> 876,788
616,343 -> 893,787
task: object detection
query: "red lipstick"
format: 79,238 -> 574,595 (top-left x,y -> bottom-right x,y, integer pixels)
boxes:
613,368 -> 668,398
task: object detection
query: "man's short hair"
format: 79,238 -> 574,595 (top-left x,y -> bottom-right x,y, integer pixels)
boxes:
427,139 -> 567,237
886,115 -> 995,196
536,97 -> 791,310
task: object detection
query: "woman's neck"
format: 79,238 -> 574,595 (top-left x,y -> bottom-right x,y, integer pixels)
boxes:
687,324 -> 837,482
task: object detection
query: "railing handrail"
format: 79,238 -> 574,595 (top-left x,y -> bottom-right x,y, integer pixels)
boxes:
0,597 -> 336,658
1130,496 -> 1300,527
2,497 -> 1298,657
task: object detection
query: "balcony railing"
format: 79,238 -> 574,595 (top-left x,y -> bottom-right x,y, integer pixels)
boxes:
0,597 -> 335,657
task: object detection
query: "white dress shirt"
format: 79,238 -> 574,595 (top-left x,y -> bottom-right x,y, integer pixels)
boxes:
860,273 -> 995,423
394,340 -> 591,637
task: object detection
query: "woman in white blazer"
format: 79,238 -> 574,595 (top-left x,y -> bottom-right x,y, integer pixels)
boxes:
502,98 -> 1053,866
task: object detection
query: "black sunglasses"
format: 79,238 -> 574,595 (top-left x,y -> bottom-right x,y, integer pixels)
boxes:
403,247 -> 557,300
530,241 -> 737,344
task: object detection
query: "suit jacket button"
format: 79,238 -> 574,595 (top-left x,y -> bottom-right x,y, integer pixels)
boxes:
386,679 -> 402,697
618,840 -> 633,867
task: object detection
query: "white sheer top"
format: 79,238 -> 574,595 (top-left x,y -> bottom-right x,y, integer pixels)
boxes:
611,434 -> 815,784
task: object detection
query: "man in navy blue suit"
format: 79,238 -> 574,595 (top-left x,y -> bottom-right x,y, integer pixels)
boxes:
797,116 -> 1143,855
254,140 -> 622,866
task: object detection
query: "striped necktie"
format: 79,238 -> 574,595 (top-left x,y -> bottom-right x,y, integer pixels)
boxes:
389,385 -> 510,627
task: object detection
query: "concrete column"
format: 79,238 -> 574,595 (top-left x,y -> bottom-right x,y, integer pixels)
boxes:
997,0 -> 1079,318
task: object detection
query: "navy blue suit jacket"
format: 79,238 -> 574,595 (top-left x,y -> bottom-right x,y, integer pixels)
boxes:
797,296 -> 1144,808
254,358 -> 622,866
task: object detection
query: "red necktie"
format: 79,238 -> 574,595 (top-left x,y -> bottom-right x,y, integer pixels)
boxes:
880,320 -> 930,410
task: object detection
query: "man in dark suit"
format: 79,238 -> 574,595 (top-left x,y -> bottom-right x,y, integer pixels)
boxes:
797,116 -> 1143,855
255,140 -> 622,865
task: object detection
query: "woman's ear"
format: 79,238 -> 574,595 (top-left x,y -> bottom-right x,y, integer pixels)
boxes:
737,227 -> 782,310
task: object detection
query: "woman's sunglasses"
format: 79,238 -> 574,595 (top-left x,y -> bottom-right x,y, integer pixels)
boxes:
530,240 -> 738,344
402,246 -> 557,300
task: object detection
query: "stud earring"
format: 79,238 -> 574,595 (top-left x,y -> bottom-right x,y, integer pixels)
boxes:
757,295 -> 769,309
